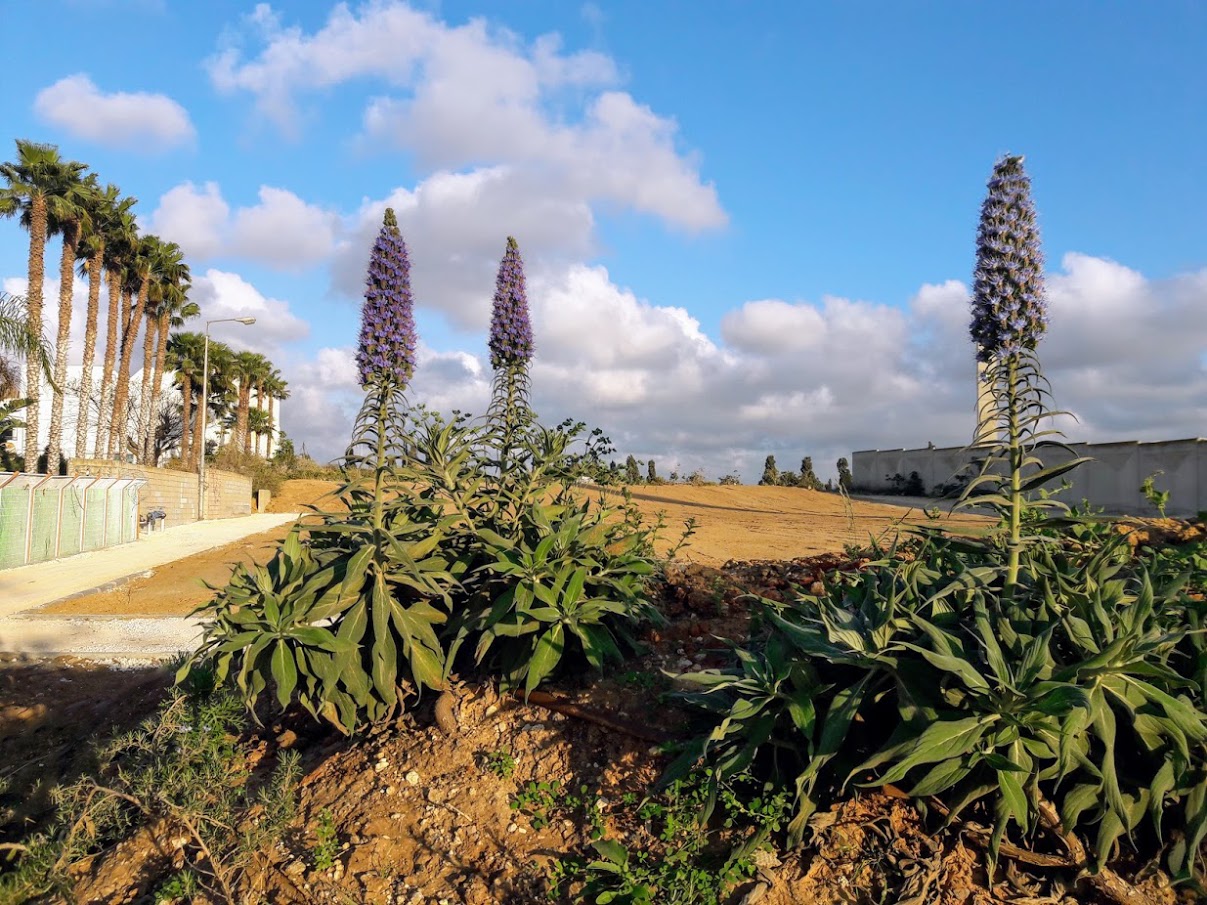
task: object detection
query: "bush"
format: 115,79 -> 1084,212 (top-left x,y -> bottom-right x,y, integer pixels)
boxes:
183,402 -> 678,733
674,510 -> 1207,884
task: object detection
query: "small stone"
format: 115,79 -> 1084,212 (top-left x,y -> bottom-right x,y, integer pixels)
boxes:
507,822 -> 518,834
484,703 -> 499,717
406,770 -> 420,785
375,760 -> 389,772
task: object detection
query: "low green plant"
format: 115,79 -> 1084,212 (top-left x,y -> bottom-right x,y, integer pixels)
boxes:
0,683 -> 299,904
547,772 -> 789,905
312,808 -> 339,871
511,780 -> 605,839
1141,471 -> 1171,518
481,749 -> 517,779
153,868 -> 199,903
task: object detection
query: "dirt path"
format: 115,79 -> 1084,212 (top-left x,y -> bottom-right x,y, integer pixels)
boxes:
37,481 -> 987,619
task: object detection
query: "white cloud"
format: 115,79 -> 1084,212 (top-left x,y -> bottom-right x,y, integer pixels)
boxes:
189,269 -> 309,356
208,1 -> 723,231
33,74 -> 195,151
148,182 -> 336,271
149,182 -> 230,259
230,187 -> 339,270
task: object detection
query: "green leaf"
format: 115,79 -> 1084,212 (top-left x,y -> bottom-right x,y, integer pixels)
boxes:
272,639 -> 298,707
867,715 -> 997,786
525,624 -> 566,695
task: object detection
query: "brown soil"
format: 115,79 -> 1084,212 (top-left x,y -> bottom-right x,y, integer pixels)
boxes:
9,481 -> 1191,904
2,551 -> 1192,904
41,481 -> 988,618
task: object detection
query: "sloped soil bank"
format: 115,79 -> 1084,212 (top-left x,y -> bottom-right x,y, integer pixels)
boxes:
3,550 -> 1199,904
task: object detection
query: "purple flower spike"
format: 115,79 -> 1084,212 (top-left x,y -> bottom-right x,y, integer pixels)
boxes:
489,236 -> 534,370
357,207 -> 417,388
970,155 -> 1047,363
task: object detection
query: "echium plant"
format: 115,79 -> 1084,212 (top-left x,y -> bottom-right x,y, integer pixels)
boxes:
965,154 -> 1084,592
183,208 -> 454,734
487,236 -> 536,477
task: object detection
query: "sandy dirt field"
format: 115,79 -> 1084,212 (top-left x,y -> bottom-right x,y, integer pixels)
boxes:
39,480 -> 987,617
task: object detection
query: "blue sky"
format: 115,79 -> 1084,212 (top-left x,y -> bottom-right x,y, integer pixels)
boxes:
2,0 -> 1206,479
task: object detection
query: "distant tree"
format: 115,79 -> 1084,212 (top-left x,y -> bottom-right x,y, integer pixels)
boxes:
719,472 -> 740,485
837,457 -> 853,491
647,459 -> 657,483
777,470 -> 799,486
759,455 -> 778,486
625,454 -> 640,484
800,456 -> 821,489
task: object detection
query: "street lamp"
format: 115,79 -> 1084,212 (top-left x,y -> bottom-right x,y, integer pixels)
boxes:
198,316 -> 256,519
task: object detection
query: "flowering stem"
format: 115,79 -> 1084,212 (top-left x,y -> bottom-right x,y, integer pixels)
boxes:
372,388 -> 388,538
1005,356 -> 1023,596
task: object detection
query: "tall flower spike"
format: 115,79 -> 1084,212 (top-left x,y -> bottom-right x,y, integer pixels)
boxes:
489,236 -> 534,370
970,155 -> 1047,364
356,207 -> 417,388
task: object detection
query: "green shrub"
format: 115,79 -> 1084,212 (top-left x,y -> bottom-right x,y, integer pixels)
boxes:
183,402 -> 674,733
674,526 -> 1207,879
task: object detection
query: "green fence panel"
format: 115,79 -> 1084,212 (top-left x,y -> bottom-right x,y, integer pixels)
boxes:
82,480 -> 112,551
121,485 -> 139,543
29,482 -> 62,564
0,478 -> 30,569
58,482 -> 86,558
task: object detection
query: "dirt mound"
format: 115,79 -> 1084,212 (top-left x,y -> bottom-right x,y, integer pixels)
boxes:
268,479 -> 342,513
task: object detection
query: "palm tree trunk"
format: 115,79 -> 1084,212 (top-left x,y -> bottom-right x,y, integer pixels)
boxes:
135,314 -> 156,461
46,221 -> 80,472
108,281 -> 146,460
236,383 -> 250,456
93,273 -> 121,458
180,372 -> 193,467
267,395 -> 275,458
143,310 -> 170,464
23,195 -> 47,470
74,245 -> 103,461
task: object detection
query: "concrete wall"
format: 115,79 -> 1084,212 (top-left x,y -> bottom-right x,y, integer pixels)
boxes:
852,438 -> 1207,517
70,460 -> 253,525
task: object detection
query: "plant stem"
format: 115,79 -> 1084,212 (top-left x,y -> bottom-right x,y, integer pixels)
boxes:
1005,355 -> 1022,596
372,388 -> 388,538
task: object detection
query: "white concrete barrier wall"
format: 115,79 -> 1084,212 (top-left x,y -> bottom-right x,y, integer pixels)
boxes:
852,439 -> 1207,517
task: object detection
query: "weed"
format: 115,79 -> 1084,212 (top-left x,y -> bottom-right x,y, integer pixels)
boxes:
547,772 -> 788,905
510,780 -> 605,840
1141,471 -> 1171,517
153,868 -> 199,903
312,808 -> 339,872
480,749 -> 517,779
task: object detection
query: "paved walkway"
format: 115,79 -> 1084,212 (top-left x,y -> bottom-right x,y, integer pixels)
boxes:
0,512 -> 301,660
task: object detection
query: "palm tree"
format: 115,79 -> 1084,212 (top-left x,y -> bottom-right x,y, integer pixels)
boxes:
44,167 -> 96,469
136,240 -> 189,462
261,368 -> 289,457
247,407 -> 272,457
0,290 -> 52,381
0,140 -> 87,469
108,233 -> 158,460
92,202 -> 137,458
143,284 -> 196,464
166,331 -> 206,466
75,184 -> 134,460
230,350 -> 268,456
196,339 -> 235,466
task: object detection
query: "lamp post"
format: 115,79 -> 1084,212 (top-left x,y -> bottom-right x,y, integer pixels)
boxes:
198,316 -> 255,520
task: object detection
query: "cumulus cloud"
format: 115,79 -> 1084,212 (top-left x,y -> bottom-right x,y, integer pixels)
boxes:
208,1 -> 723,230
230,187 -> 339,269
33,74 -> 195,151
189,268 -> 309,356
149,183 -> 336,270
149,182 -> 230,259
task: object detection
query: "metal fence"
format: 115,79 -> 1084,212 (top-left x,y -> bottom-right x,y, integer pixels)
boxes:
0,473 -> 145,570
